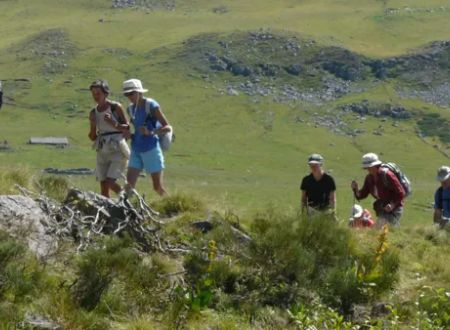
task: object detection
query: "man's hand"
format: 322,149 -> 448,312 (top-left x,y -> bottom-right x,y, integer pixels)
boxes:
139,126 -> 153,136
104,113 -> 117,127
88,131 -> 97,141
383,203 -> 394,213
351,180 -> 358,192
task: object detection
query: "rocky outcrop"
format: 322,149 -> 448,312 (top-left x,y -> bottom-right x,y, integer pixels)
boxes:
0,195 -> 56,258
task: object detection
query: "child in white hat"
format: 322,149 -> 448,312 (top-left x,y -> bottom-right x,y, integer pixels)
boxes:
349,204 -> 375,228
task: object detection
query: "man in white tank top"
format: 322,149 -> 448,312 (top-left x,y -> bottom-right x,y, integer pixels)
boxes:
88,80 -> 130,198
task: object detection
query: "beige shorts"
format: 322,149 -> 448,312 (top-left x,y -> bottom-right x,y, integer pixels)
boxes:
96,149 -> 128,182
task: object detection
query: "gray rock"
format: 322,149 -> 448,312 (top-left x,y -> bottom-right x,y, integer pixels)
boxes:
212,6 -> 228,14
42,167 -> 94,175
285,64 -> 302,76
0,195 -> 56,258
230,63 -> 252,76
23,313 -> 60,330
227,87 -> 239,96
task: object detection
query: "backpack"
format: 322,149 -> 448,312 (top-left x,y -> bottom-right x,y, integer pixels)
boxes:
381,162 -> 412,197
127,98 -> 174,151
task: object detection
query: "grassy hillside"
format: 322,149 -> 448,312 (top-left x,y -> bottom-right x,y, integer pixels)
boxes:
1,0 -> 450,328
1,0 -> 450,220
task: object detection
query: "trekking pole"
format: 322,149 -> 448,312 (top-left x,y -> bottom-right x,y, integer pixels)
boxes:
350,179 -> 357,227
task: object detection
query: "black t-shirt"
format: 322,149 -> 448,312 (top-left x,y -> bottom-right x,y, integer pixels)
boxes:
300,173 -> 336,210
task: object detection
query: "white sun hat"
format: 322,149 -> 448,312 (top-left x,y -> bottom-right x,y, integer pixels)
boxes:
436,166 -> 450,182
361,153 -> 382,168
350,204 -> 364,219
307,153 -> 324,165
122,79 -> 148,94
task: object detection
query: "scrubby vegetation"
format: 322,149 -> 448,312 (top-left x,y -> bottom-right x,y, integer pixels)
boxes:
1,0 -> 450,327
417,113 -> 450,144
0,171 -> 448,328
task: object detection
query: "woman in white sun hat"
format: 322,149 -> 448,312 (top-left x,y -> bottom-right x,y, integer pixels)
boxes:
122,79 -> 171,196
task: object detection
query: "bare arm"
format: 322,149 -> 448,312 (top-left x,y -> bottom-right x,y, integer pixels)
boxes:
114,104 -> 130,131
113,104 -> 131,139
352,177 -> 371,200
153,107 -> 171,135
329,190 -> 336,211
301,190 -> 307,213
434,209 -> 443,224
88,111 -> 97,141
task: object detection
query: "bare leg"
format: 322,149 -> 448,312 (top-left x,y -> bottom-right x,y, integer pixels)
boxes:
106,178 -> 121,194
151,171 -> 167,196
127,167 -> 141,189
100,181 -> 110,198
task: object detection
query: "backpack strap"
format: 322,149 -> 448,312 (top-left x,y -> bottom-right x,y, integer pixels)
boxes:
380,166 -> 391,189
127,98 -> 157,125
126,104 -> 134,122
109,101 -> 126,124
143,98 -> 157,119
143,97 -> 158,126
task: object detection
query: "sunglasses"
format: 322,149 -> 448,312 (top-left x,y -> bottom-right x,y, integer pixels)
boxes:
124,91 -> 136,97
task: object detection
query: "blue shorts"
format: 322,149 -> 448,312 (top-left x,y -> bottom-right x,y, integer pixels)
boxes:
129,145 -> 165,174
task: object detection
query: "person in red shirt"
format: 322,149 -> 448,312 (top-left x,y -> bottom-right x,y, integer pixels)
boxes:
351,153 -> 406,227
349,204 -> 375,228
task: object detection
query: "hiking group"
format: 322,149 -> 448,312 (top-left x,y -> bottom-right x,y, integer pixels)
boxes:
301,151 -> 450,228
88,79 -> 172,198
301,152 -> 410,228
87,78 -> 448,229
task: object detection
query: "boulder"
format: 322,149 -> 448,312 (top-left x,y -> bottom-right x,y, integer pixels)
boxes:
0,195 -> 55,258
230,63 -> 252,76
285,64 -> 302,76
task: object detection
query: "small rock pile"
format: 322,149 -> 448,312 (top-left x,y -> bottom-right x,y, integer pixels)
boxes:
397,83 -> 450,107
112,0 -> 176,10
341,101 -> 413,119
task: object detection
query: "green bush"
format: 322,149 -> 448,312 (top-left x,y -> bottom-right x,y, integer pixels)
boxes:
152,192 -> 206,216
288,303 -> 355,329
71,235 -> 139,311
0,231 -> 42,301
37,175 -> 70,201
418,113 -> 450,144
239,212 -> 398,314
418,286 -> 450,329
0,167 -> 32,194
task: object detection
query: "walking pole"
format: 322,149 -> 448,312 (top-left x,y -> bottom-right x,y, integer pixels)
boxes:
350,179 -> 357,227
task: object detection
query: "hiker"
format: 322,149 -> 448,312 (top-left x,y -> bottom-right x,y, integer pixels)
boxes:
0,80 -> 3,110
433,166 -> 450,228
349,204 -> 375,228
351,153 -> 406,227
88,79 -> 130,198
300,154 -> 336,215
123,79 -> 171,196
